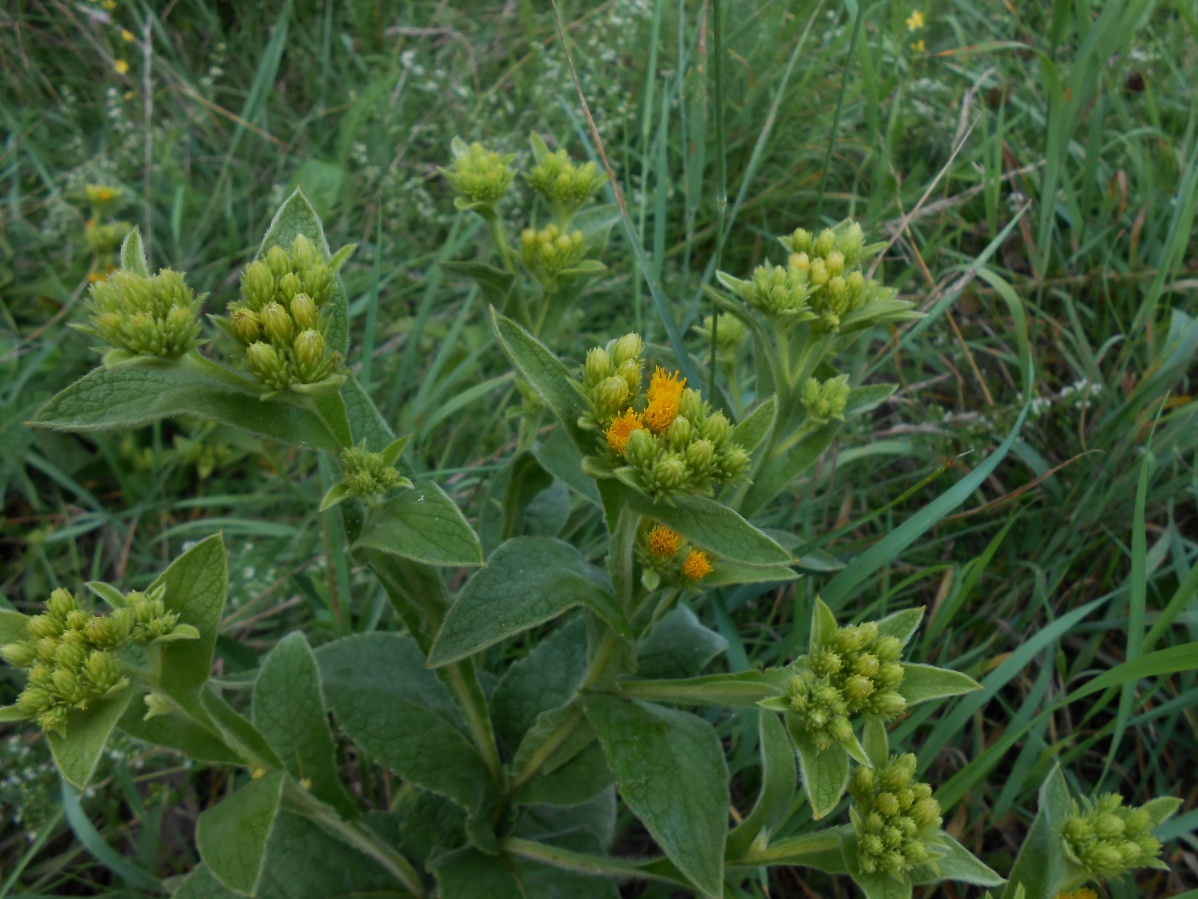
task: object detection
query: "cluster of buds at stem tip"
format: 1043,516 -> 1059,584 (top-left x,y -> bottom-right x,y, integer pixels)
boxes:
526,132 -> 607,225
321,436 -> 413,511
580,333 -> 750,500
693,312 -> 747,361
519,223 -> 588,292
639,522 -> 713,589
718,220 -> 918,333
440,138 -> 516,211
849,753 -> 945,876
801,374 -> 851,424
221,233 -> 352,396
80,263 -> 205,360
787,618 -> 907,751
0,585 -> 197,736
1060,793 -> 1177,882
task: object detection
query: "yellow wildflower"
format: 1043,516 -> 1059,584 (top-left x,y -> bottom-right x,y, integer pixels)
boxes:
113,59 -> 129,75
605,409 -> 645,456
643,367 -> 686,434
681,550 -> 713,582
906,10 -> 925,30
121,29 -> 135,42
646,525 -> 682,558
911,39 -> 926,52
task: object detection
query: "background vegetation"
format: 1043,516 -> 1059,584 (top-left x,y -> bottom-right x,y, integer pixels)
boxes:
1,0 -> 1196,895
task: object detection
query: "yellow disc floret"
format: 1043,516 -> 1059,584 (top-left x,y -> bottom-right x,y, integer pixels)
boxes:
643,367 -> 686,434
681,549 -> 713,581
606,409 -> 646,456
647,525 -> 683,558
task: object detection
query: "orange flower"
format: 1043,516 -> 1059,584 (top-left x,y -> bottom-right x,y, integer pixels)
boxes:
643,367 -> 685,433
681,549 -> 713,581
605,409 -> 645,456
646,525 -> 682,557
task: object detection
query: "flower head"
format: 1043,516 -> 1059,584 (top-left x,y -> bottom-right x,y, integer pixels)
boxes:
906,10 -> 925,30
643,368 -> 686,433
113,59 -> 129,75
647,525 -> 683,558
681,549 -> 713,582
606,409 -> 647,456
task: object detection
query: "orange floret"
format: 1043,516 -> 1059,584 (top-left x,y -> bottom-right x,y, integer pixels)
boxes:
646,525 -> 682,558
605,409 -> 645,456
643,367 -> 685,433
681,549 -> 713,581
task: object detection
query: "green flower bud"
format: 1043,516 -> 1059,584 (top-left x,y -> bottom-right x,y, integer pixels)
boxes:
596,375 -> 630,416
882,824 -> 904,848
813,228 -> 836,258
874,635 -> 903,662
1094,814 -> 1125,840
665,416 -> 692,450
38,705 -> 69,735
18,686 -> 52,714
64,609 -> 90,631
610,333 -> 643,368
852,766 -> 875,794
82,651 -> 125,693
837,222 -> 866,263
731,261 -> 812,317
266,245 -> 292,280
46,588 -> 79,618
834,625 -> 864,654
699,410 -> 732,444
230,305 -> 262,344
28,663 -> 53,689
716,444 -> 750,480
293,330 -> 329,382
684,438 -> 715,476
826,250 -> 846,276
584,347 -> 612,385
646,453 -> 688,494
616,359 -> 642,396
36,637 -> 60,664
852,653 -> 880,678
246,341 -> 291,391
442,141 -> 516,206
872,690 -> 908,719
861,834 -> 884,858
697,313 -> 747,354
51,668 -> 84,703
55,642 -> 87,671
290,292 -> 319,330
875,792 -> 900,817
1,642 -> 37,668
1124,808 -> 1151,834
28,613 -> 63,640
882,754 -> 917,790
782,227 -> 813,254
808,647 -> 844,677
290,234 -> 318,270
340,444 -> 408,498
624,428 -> 658,470
801,374 -> 851,424
302,264 -> 334,305
844,675 -> 875,706
876,661 -> 905,688
241,260 -> 276,310
680,388 -> 708,426
910,797 -> 942,828
828,715 -> 854,744
86,614 -> 126,650
278,271 -> 303,303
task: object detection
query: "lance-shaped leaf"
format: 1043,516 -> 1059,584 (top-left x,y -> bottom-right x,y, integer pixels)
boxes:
585,694 -> 729,898
32,364 -> 340,451
47,685 -> 134,789
740,420 -> 840,517
256,188 -> 351,355
1001,765 -> 1078,899
120,227 -> 150,276
252,632 -> 355,817
625,491 -> 790,567
726,711 -> 796,860
490,309 -> 591,449
317,633 -> 491,808
635,606 -> 728,680
490,616 -> 589,749
732,396 -> 777,452
151,535 -> 228,700
196,770 -> 285,897
428,538 -> 627,667
789,721 -> 849,820
0,609 -> 29,644
440,260 -> 516,308
354,483 -> 483,568
910,833 -> 1004,887
898,663 -> 982,706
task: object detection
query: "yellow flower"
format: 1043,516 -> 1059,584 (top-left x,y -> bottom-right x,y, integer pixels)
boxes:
911,39 -> 926,52
121,29 -> 135,42
646,525 -> 682,558
102,0 -> 116,8
906,9 -> 925,30
643,367 -> 686,434
605,409 -> 645,456
681,550 -> 713,581
113,59 -> 129,75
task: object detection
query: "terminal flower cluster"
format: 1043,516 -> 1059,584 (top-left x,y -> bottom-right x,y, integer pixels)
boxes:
639,522 -> 713,586
81,265 -> 203,359
1061,793 -> 1172,881
526,139 -> 607,224
849,753 -> 944,875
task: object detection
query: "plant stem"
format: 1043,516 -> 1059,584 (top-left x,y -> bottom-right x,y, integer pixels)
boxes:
509,705 -> 584,793
503,838 -> 691,889
442,662 -> 502,786
726,829 -> 841,866
284,782 -> 426,897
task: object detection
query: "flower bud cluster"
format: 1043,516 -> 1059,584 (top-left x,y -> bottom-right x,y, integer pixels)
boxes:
1061,794 -> 1166,880
519,223 -> 586,290
722,261 -> 816,320
440,141 -> 516,208
526,147 -> 607,221
787,620 -> 907,750
85,184 -> 125,216
340,444 -> 412,499
580,334 -> 750,500
84,220 -> 133,256
1,584 -> 196,735
224,234 -> 347,393
84,266 -> 204,358
801,374 -> 851,424
639,522 -> 713,585
849,753 -> 944,875
694,313 -> 747,359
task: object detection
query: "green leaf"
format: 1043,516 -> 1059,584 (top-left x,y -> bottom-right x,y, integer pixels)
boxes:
434,835 -> 619,899
0,609 -> 29,643
635,606 -> 727,679
898,663 -> 982,706
119,227 -> 149,276
740,421 -> 840,517
317,633 -> 491,808
811,597 -> 839,646
584,694 -> 728,898
46,685 -> 133,789
513,740 -> 613,807
534,429 -> 601,506
625,490 -> 791,566
152,535 -> 227,701
398,790 -> 467,865
32,364 -> 340,451
876,607 -> 925,645
257,188 -> 350,355
61,780 -> 163,892
491,616 -> 589,750
197,770 -> 285,897
343,374 -> 395,453
201,688 -> 282,770
353,483 -> 483,568
118,699 -> 242,764
439,260 -> 516,307
623,668 -> 790,707
732,396 -> 777,452
428,538 -> 626,667
1001,764 -> 1076,899
702,558 -> 799,587
862,716 -> 889,768
844,383 -> 898,418
253,633 -> 355,817
572,204 -> 620,258
789,723 -> 848,819
0,705 -> 29,722
489,309 -> 590,449
911,832 -> 1004,887
726,711 -> 796,860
